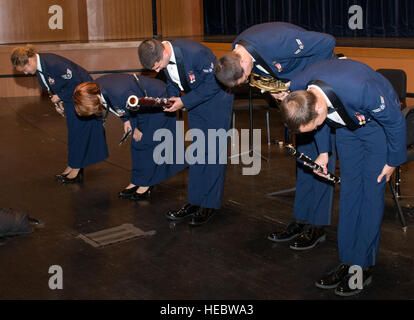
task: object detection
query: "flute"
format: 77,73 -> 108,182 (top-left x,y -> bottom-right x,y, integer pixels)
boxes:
285,144 -> 340,184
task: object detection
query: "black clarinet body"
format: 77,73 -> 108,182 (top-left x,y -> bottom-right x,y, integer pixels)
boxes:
285,144 -> 340,184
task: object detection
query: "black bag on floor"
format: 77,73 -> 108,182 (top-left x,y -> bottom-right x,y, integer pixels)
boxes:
0,208 -> 34,237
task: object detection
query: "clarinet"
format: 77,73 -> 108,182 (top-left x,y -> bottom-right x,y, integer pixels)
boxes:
285,144 -> 340,184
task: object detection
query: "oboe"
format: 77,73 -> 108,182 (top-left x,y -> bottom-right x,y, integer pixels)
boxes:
285,144 -> 340,184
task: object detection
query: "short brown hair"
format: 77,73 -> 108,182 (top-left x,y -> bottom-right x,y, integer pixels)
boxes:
10,45 -> 37,67
214,52 -> 244,87
279,90 -> 318,133
138,39 -> 164,69
73,82 -> 104,117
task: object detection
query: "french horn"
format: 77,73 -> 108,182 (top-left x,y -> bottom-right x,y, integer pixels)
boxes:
249,73 -> 289,93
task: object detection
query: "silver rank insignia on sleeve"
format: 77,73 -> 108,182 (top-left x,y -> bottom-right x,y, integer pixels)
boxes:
61,68 -> 72,80
294,39 -> 304,54
203,62 -> 214,73
372,96 -> 386,113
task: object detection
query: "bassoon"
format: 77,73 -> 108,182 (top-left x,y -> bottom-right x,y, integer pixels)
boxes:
126,95 -> 172,112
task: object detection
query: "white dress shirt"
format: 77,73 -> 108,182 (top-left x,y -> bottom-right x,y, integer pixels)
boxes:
36,54 -> 50,91
308,84 -> 346,126
235,44 -> 269,75
101,94 -> 123,117
163,41 -> 184,91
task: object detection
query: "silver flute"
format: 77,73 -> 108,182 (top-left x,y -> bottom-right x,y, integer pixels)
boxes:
285,144 -> 340,184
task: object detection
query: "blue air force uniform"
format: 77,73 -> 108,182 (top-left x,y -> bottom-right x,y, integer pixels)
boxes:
234,22 -> 337,226
94,74 -> 187,187
290,59 -> 406,267
36,53 -> 108,168
233,22 -> 336,80
163,39 -> 234,209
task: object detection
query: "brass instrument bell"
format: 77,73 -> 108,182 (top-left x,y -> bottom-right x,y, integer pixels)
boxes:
249,73 -> 289,93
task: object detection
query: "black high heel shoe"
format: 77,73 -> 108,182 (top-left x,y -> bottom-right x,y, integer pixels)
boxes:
61,168 -> 83,184
118,185 -> 139,199
130,186 -> 153,201
55,172 -> 69,181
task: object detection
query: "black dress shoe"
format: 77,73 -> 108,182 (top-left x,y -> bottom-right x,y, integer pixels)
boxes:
118,186 -> 139,199
289,226 -> 326,250
61,168 -> 83,184
335,267 -> 373,297
165,203 -> 200,221
267,221 -> 307,243
315,263 -> 350,289
188,207 -> 215,226
130,186 -> 153,201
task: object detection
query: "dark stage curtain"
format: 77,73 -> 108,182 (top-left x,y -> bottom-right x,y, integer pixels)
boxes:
203,0 -> 414,37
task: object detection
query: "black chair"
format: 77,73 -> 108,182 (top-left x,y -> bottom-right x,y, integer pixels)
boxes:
388,106 -> 414,232
376,68 -> 407,109
376,68 -> 407,196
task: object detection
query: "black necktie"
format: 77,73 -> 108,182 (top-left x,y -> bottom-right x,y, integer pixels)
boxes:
168,61 -> 175,65
307,80 -> 359,130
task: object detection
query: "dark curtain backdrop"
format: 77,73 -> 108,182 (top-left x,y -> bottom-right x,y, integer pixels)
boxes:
204,0 -> 414,37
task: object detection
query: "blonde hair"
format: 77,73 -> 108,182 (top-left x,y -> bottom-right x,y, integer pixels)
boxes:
10,45 -> 37,67
73,82 -> 104,117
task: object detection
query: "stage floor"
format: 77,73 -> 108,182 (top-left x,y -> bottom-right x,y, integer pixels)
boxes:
0,96 -> 413,300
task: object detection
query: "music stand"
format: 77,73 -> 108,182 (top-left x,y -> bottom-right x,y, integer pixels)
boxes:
229,86 -> 268,161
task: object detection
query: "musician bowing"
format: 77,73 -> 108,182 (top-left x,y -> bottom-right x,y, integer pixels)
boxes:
214,22 -> 338,252
138,39 -> 234,226
279,58 -> 406,296
73,74 -> 187,201
11,46 -> 107,183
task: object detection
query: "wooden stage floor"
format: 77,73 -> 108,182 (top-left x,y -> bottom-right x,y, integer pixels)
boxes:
0,95 -> 413,301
